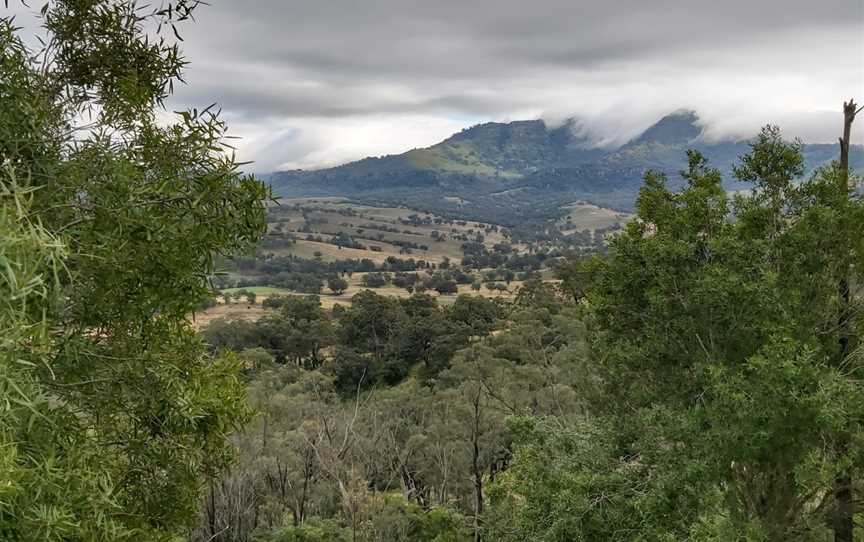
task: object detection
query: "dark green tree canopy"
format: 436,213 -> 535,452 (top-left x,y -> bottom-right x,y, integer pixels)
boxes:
491,130 -> 864,541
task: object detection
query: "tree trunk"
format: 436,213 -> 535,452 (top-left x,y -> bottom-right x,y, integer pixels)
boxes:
833,98 -> 858,542
471,391 -> 483,542
207,482 -> 217,539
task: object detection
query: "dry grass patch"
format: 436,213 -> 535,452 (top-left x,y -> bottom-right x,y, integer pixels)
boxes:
191,302 -> 272,329
558,201 -> 630,234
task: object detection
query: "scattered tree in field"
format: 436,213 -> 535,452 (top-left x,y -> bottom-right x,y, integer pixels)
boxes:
361,272 -> 391,288
328,276 -> 349,295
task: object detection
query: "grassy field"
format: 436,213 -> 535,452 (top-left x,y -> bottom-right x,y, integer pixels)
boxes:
192,302 -> 270,328
222,286 -> 297,296
557,201 -> 631,234
195,271 -> 527,325
266,199 -> 511,264
194,198 -> 603,328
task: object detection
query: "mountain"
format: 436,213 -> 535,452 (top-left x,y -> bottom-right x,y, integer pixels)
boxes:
630,110 -> 703,145
268,111 -> 864,224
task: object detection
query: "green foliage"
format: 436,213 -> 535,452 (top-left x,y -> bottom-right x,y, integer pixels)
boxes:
363,496 -> 472,542
490,131 -> 864,540
197,291 -> 582,541
238,347 -> 276,370
0,3 -> 267,539
361,271 -> 391,288
328,276 -> 349,295
254,518 -> 351,542
206,296 -> 334,367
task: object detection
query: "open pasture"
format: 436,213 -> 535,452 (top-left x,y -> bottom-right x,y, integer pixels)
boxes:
265,199 -> 512,263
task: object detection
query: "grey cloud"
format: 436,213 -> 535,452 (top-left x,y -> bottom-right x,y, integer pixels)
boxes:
7,0 -> 861,171
156,0 -> 864,166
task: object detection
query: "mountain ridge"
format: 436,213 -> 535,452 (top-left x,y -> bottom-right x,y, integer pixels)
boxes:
268,110 -> 864,224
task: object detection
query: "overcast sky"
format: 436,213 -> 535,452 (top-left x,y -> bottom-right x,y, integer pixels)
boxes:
8,1 -> 864,171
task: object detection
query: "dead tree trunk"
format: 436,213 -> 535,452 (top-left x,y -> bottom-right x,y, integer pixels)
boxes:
471,388 -> 483,542
833,98 -> 859,542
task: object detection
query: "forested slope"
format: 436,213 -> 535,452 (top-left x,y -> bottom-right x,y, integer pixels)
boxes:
270,111 -> 864,223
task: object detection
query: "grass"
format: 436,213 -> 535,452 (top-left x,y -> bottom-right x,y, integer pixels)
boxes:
197,271 -> 525,325
193,199 -> 595,328
557,201 -> 631,233
222,286 -> 296,296
405,143 -> 521,178
264,201 -> 510,264
191,302 -> 270,329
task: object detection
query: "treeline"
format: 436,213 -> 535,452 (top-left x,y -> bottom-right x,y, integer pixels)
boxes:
220,247 -> 549,296
218,254 -> 442,293
459,240 -> 556,270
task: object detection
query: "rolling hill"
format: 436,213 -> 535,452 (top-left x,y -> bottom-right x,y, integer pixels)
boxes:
268,111 -> 864,224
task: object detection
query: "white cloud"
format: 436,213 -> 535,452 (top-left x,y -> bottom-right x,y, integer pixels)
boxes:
222,115 -> 473,172
10,0 -> 861,170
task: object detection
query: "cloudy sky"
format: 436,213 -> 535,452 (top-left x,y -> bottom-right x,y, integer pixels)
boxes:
9,1 -> 864,171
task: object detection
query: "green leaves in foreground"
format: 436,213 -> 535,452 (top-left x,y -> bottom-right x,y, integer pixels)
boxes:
1,3 -> 267,540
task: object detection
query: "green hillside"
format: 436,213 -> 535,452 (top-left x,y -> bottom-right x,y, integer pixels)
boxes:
269,111 -> 864,223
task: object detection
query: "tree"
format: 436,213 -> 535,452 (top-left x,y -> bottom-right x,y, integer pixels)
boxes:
361,272 -> 390,288
496,132 -> 864,540
830,98 -> 861,542
264,294 -> 289,309
238,347 -> 275,370
0,3 -> 267,538
202,317 -> 261,353
328,276 -> 349,295
266,296 -> 334,367
433,278 -> 458,295
436,317 -> 583,542
245,290 -> 258,305
450,295 -> 500,337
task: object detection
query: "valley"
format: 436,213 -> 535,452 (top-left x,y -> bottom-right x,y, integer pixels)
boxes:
194,196 -> 605,325
192,114 -> 864,542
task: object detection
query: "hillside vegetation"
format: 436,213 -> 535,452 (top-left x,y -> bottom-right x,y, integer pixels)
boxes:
270,111 -> 864,223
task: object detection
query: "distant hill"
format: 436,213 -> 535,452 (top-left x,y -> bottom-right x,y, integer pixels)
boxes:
268,110 -> 864,224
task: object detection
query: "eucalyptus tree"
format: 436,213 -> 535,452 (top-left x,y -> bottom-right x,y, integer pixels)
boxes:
490,126 -> 864,541
1,2 -> 268,539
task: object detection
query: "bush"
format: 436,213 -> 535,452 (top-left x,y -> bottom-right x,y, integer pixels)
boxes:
253,518 -> 350,542
361,272 -> 391,288
364,496 -> 472,542
263,295 -> 288,309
